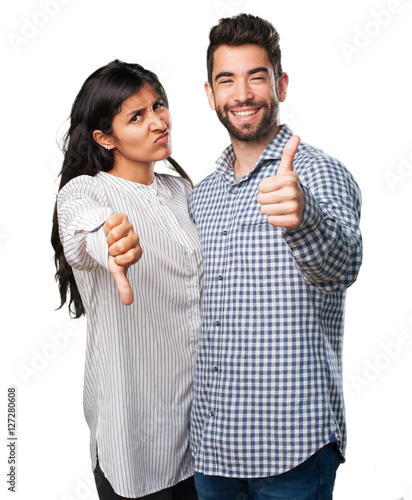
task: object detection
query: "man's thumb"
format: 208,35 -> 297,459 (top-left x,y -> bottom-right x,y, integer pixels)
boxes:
277,135 -> 300,175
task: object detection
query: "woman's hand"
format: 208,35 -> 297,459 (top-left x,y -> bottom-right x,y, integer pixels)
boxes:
103,213 -> 142,305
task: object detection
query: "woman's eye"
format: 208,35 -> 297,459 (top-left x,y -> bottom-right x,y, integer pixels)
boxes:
131,114 -> 142,123
153,101 -> 165,111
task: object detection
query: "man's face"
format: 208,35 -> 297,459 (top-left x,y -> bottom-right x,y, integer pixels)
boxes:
205,44 -> 287,142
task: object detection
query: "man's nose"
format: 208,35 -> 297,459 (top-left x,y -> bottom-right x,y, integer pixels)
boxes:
233,80 -> 254,103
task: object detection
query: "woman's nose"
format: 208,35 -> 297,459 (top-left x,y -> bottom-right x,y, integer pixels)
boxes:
150,112 -> 166,130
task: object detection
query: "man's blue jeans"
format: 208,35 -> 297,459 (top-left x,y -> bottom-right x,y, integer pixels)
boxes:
194,443 -> 341,500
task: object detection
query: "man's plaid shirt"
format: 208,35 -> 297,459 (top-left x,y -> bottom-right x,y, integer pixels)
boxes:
189,125 -> 362,478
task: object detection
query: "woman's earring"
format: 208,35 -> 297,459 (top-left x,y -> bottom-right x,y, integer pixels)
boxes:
105,145 -> 112,150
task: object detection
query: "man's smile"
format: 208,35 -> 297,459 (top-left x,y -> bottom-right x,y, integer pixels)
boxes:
231,108 -> 260,117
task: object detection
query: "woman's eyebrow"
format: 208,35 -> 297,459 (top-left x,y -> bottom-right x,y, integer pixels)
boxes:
125,107 -> 145,117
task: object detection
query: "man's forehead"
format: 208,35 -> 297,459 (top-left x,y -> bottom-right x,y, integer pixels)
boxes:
212,44 -> 273,75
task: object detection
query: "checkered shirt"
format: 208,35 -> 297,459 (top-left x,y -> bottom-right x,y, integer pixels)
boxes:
189,125 -> 362,478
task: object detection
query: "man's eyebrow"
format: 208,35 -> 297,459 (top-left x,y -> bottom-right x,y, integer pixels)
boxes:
248,67 -> 270,75
215,67 -> 270,82
215,71 -> 234,82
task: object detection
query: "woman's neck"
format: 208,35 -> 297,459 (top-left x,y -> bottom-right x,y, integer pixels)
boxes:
108,160 -> 155,185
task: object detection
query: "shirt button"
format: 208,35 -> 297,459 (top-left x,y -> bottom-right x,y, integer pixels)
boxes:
210,411 -> 214,417
213,366 -> 218,372
217,275 -> 223,281
215,320 -> 220,326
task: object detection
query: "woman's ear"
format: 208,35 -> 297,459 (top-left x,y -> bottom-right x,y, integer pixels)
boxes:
93,130 -> 115,150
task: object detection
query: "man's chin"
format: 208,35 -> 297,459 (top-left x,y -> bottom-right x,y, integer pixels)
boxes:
219,120 -> 256,141
228,124 -> 273,142
218,114 -> 275,142
230,131 -> 259,142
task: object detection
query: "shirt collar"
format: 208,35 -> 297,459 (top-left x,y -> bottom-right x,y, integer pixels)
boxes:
215,124 -> 294,180
97,171 -> 159,195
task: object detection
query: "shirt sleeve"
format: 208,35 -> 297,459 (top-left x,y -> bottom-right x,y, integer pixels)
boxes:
282,154 -> 362,293
57,175 -> 114,272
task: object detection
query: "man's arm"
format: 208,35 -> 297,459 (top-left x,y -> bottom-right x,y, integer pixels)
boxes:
258,137 -> 362,293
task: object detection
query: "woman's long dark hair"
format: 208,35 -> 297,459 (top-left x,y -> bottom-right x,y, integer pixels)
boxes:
51,60 -> 192,318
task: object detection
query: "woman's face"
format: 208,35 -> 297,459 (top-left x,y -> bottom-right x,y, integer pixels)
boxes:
108,83 -> 172,177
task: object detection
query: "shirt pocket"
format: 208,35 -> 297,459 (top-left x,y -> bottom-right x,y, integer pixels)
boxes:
234,214 -> 288,288
239,214 -> 268,228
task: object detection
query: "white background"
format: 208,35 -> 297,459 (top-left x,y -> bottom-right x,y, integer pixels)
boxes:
2,0 -> 412,499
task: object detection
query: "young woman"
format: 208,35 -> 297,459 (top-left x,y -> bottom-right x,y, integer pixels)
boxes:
51,60 -> 202,500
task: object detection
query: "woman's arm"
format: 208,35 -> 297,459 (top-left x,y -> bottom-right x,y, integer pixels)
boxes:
57,175 -> 142,304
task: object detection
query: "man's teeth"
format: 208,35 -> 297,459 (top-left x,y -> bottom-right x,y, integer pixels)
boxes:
233,109 -> 258,117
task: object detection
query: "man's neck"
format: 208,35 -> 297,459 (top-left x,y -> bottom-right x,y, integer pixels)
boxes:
231,124 -> 282,178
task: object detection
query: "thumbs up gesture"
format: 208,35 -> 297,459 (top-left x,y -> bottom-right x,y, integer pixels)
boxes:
257,136 -> 305,230
103,213 -> 142,305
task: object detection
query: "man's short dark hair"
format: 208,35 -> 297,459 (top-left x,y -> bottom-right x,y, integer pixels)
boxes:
206,13 -> 282,85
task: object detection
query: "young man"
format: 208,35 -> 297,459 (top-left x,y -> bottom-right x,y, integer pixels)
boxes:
189,14 -> 362,500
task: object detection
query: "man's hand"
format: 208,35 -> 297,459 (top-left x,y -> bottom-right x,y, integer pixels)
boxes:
257,135 -> 305,230
103,213 -> 142,305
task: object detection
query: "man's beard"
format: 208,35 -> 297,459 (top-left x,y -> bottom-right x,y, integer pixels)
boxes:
215,97 -> 279,142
